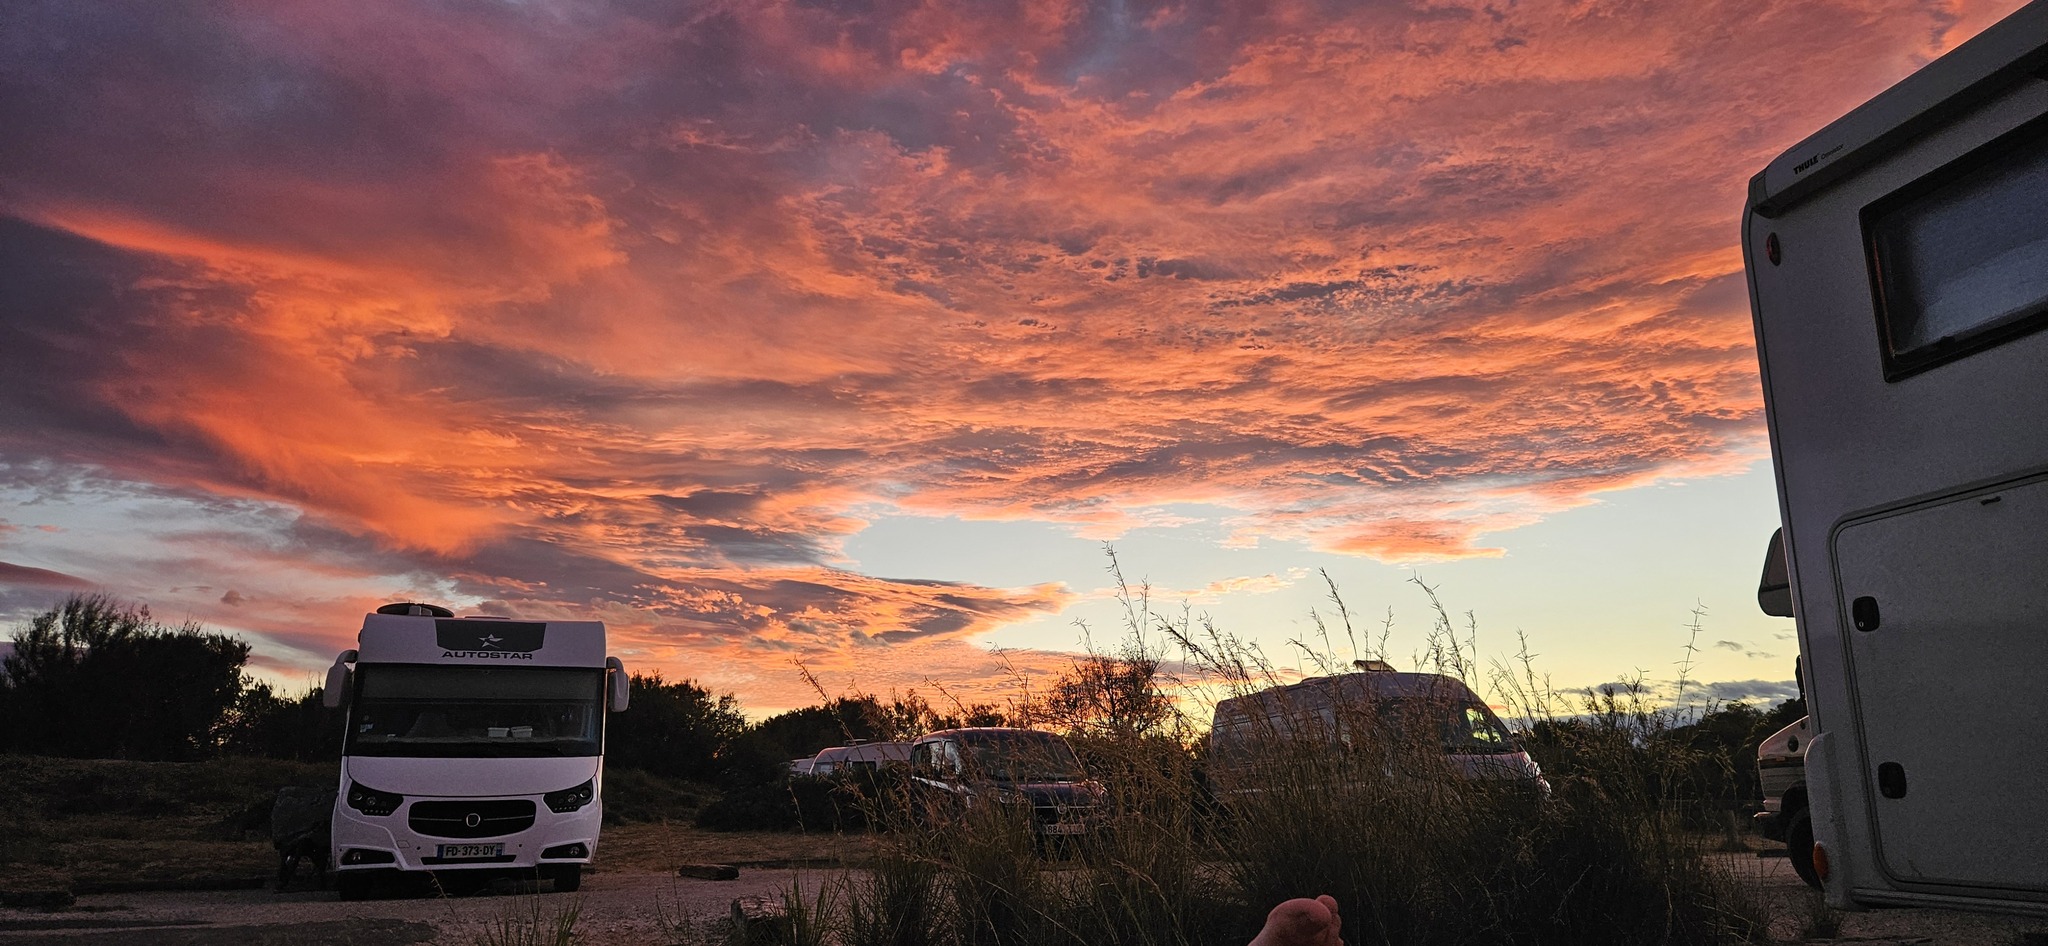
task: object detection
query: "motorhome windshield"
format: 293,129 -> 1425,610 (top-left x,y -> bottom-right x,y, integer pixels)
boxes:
960,732 -> 1086,782
346,665 -> 604,758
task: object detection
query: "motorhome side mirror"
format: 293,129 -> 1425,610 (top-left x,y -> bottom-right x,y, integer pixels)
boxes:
1758,528 -> 1795,618
322,650 -> 357,709
606,656 -> 630,712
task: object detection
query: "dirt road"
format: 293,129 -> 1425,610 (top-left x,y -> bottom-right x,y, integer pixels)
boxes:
0,868 -> 810,946
6,852 -> 2046,945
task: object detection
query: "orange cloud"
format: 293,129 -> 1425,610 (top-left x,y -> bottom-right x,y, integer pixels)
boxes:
0,0 -> 2024,700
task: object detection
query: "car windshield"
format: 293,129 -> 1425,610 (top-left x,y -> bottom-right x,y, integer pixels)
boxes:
346,665 -> 604,758
959,731 -> 1087,782
1379,698 -> 1518,755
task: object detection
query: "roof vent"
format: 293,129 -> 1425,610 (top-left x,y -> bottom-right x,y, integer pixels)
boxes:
1352,659 -> 1396,672
375,602 -> 454,617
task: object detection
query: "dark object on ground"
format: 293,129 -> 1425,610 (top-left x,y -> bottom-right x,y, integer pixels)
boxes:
0,888 -> 76,910
678,863 -> 741,881
0,916 -> 434,946
543,864 -> 583,893
270,786 -> 336,891
729,896 -> 788,945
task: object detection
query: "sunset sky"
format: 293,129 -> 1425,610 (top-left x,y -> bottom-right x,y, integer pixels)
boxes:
0,0 -> 2025,715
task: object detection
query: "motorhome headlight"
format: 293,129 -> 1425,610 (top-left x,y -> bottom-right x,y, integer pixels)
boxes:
544,779 -> 596,813
345,781 -> 403,817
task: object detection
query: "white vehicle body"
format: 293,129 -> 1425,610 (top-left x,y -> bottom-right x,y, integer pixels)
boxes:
808,741 -> 912,776
321,604 -> 629,898
1744,0 -> 2048,913
1207,669 -> 1545,798
1753,716 -> 1817,887
1755,716 -> 1811,827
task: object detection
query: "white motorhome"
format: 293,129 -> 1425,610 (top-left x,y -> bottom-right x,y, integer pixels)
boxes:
1744,0 -> 2048,914
320,603 -> 629,899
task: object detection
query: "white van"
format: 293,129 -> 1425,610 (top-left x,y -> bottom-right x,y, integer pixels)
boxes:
1207,666 -> 1546,798
1744,0 -> 2048,913
807,741 -> 912,776
321,603 -> 629,899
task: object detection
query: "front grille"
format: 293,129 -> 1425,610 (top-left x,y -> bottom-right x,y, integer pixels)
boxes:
1035,803 -> 1099,825
408,800 -> 536,839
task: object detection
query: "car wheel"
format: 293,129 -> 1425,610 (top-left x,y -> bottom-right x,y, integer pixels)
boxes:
1787,808 -> 1821,889
547,864 -> 582,893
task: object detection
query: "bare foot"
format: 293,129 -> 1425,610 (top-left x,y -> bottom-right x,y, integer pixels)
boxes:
1249,895 -> 1343,946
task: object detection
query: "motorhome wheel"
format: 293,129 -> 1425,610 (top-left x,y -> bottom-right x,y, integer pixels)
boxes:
1787,809 -> 1820,890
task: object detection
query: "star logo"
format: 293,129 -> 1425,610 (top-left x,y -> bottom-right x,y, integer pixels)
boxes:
477,634 -> 503,649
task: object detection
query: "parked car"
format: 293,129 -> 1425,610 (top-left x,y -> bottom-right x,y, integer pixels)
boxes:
807,740 -> 912,776
1207,663 -> 1547,799
1753,715 -> 1818,888
908,728 -> 1106,837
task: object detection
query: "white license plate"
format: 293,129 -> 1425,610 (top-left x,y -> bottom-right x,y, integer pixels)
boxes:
1041,823 -> 1086,835
437,843 -> 504,859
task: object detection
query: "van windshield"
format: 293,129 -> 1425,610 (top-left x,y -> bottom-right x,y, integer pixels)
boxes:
1213,696 -> 1521,760
346,665 -> 604,758
958,731 -> 1087,782
1431,701 -> 1519,755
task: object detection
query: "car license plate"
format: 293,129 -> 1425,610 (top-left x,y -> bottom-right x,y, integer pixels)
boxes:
437,843 -> 504,859
1042,823 -> 1086,835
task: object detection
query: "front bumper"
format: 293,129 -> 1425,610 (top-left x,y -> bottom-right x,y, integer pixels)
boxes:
331,797 -> 602,874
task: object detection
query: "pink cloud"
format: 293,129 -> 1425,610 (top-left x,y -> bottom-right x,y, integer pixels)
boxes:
0,0 -> 2025,696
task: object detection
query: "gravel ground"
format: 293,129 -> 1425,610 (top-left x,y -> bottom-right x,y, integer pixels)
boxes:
5,854 -> 2045,945
0,868 -> 811,946
1725,851 -> 2048,945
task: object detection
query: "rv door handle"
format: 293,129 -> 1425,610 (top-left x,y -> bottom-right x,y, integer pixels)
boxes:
1852,596 -> 1881,632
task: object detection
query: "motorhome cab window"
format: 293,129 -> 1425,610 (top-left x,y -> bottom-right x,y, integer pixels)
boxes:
1866,122 -> 2048,379
348,665 -> 604,758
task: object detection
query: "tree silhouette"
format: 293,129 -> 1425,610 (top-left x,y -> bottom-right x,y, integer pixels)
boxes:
1,594 -> 249,760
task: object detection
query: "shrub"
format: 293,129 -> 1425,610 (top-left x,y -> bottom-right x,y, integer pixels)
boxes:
753,565 -> 1767,946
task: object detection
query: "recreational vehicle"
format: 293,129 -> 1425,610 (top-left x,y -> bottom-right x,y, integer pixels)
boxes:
1744,0 -> 2048,913
1206,666 -> 1545,798
320,603 -> 629,899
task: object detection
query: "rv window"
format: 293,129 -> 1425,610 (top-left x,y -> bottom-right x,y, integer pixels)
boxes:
1866,121 -> 2048,379
348,665 -> 605,758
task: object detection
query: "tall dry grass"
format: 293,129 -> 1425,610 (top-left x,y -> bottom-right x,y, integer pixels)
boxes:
695,564 -> 1767,946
